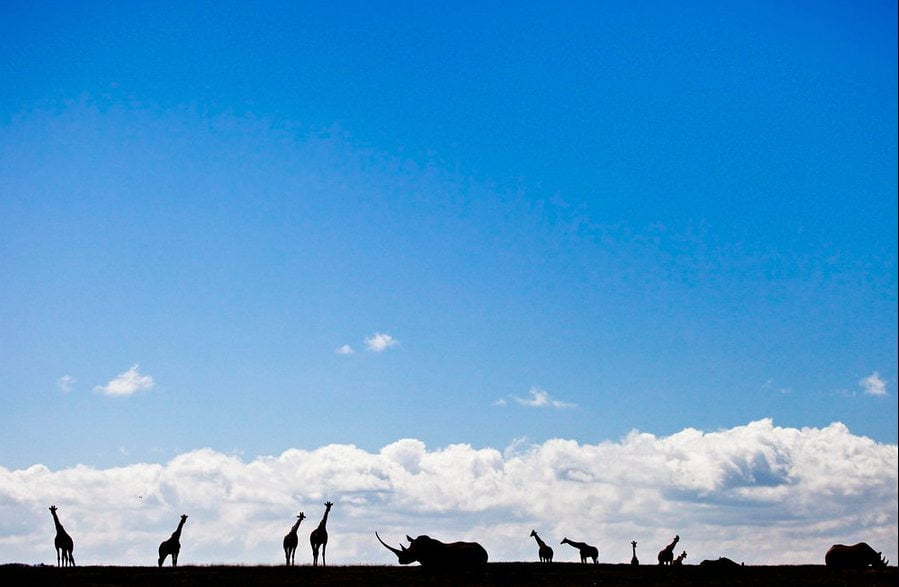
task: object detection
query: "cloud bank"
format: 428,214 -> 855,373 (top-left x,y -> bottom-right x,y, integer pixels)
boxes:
0,420 -> 895,567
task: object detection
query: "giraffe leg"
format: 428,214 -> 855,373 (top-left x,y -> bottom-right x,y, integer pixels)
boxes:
322,543 -> 326,566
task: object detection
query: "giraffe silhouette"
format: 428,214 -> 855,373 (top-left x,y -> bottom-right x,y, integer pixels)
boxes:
561,537 -> 598,564
672,550 -> 687,566
631,540 -> 639,566
282,512 -> 305,566
658,534 -> 679,565
309,501 -> 333,566
530,530 -> 553,563
48,505 -> 74,567
158,514 -> 188,567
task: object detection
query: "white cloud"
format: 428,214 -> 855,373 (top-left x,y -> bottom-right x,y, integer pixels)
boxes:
364,332 -> 398,352
0,420 -> 894,567
860,372 -> 887,396
94,364 -> 155,397
500,387 -> 576,409
57,375 -> 76,393
335,344 -> 355,355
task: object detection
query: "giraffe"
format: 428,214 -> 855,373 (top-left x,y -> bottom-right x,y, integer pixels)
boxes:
631,540 -> 639,566
48,505 -> 75,567
158,514 -> 188,567
309,501 -> 333,566
657,534 -> 679,565
672,550 -> 687,566
282,512 -> 305,566
530,530 -> 553,563
561,537 -> 598,564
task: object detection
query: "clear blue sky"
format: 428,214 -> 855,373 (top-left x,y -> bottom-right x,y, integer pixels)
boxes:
1,0 -> 896,473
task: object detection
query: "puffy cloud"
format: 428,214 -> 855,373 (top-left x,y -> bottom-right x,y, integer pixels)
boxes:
860,372 -> 887,396
364,332 -> 398,352
499,387 -> 576,409
0,420 -> 895,567
57,375 -> 76,393
335,344 -> 355,355
94,365 -> 155,397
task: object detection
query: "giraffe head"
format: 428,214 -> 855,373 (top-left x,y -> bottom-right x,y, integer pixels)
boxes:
632,540 -> 637,548
324,501 -> 333,509
297,512 -> 306,521
530,530 -> 538,538
180,514 -> 188,523
49,505 -> 58,514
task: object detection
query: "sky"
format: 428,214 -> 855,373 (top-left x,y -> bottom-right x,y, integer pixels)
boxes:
1,0 -> 896,566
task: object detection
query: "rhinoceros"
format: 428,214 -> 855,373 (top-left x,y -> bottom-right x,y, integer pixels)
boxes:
377,532 -> 488,570
825,543 -> 888,570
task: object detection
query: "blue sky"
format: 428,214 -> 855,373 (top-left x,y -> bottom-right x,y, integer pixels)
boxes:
1,0 -> 896,566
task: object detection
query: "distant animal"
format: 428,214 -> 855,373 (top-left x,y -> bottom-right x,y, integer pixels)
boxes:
282,512 -> 305,566
310,501 -> 333,566
631,540 -> 639,566
377,532 -> 488,570
825,543 -> 889,570
672,551 -> 687,566
658,535 -> 680,565
530,530 -> 553,562
158,514 -> 188,567
699,557 -> 742,572
49,505 -> 75,567
561,537 -> 598,564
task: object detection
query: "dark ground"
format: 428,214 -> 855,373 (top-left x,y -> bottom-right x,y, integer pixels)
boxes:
2,562 -> 896,586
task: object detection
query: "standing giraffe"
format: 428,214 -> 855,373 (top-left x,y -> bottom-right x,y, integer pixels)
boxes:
530,530 -> 553,563
561,537 -> 598,564
158,514 -> 188,567
282,512 -> 305,566
672,551 -> 687,566
309,501 -> 333,566
48,505 -> 75,567
631,541 -> 639,566
657,534 -> 679,565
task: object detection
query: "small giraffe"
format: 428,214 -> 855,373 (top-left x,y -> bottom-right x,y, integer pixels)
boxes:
657,534 -> 679,565
631,540 -> 639,565
672,550 -> 687,566
309,501 -> 333,566
158,514 -> 188,567
561,537 -> 598,564
530,530 -> 553,563
282,512 -> 305,566
49,505 -> 75,567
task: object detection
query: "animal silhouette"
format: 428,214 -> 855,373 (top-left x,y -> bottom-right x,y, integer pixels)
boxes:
158,514 -> 188,567
530,530 -> 553,563
49,505 -> 75,567
658,534 -> 679,565
309,501 -> 333,566
672,550 -> 687,566
825,543 -> 889,569
631,540 -> 639,565
560,537 -> 598,564
282,512 -> 305,566
377,532 -> 488,570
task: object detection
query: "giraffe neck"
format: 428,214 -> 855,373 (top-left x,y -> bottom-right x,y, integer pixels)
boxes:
51,511 -> 65,534
534,534 -> 545,547
290,519 -> 303,534
317,508 -> 331,530
172,518 -> 186,539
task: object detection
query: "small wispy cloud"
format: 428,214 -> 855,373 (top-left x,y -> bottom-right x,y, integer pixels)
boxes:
336,344 -> 355,355
57,375 -> 76,393
94,364 -> 155,397
365,332 -> 398,352
860,372 -> 887,396
497,387 -> 576,409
